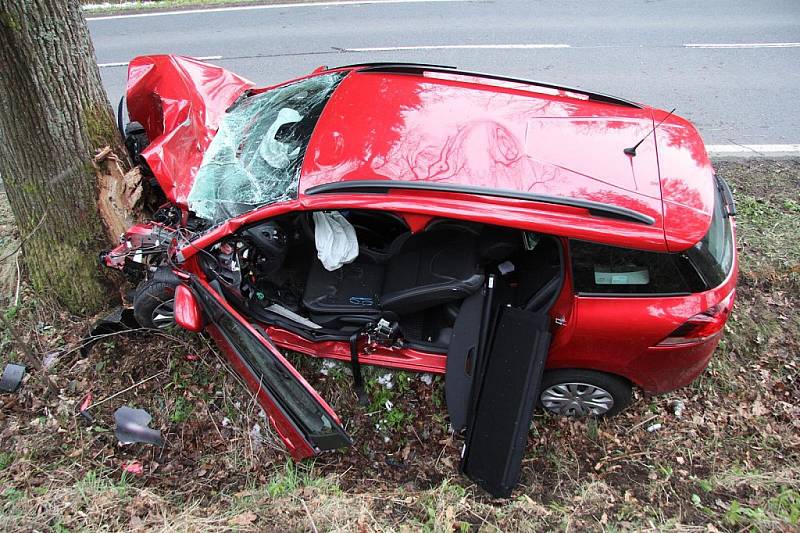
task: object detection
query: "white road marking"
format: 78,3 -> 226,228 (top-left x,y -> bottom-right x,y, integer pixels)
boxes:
97,55 -> 222,68
684,42 -> 800,49
86,0 -> 474,21
706,144 -> 800,155
344,44 -> 570,52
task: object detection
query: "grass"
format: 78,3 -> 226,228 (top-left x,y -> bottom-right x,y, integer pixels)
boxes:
0,453 -> 13,471
0,158 -> 798,531
264,460 -> 341,497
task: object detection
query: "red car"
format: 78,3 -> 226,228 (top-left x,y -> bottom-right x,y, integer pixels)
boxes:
105,55 -> 736,495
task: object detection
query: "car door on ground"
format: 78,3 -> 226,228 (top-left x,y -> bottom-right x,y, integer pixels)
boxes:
190,276 -> 351,459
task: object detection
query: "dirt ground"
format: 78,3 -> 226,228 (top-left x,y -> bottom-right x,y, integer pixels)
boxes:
0,159 -> 798,531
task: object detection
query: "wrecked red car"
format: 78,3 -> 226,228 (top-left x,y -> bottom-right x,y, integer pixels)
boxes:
104,55 -> 737,496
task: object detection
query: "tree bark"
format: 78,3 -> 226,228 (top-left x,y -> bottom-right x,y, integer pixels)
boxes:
0,0 -> 123,313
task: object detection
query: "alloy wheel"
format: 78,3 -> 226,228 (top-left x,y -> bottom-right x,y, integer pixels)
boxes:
150,299 -> 175,329
540,382 -> 615,416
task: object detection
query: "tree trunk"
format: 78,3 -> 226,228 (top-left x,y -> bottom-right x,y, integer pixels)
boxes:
0,0 -> 123,313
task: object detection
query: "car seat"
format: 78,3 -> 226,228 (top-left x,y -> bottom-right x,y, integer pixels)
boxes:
303,225 -> 485,323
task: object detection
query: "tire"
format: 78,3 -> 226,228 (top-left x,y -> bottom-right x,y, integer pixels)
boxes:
133,278 -> 177,330
539,369 -> 632,417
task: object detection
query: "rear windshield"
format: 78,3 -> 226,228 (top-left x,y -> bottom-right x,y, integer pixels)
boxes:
188,72 -> 346,223
684,180 -> 735,288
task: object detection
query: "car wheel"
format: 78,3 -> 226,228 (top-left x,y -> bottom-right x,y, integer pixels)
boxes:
539,369 -> 632,417
133,278 -> 177,330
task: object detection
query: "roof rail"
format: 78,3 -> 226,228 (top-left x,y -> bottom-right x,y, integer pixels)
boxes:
331,61 -> 458,71
305,180 -> 655,225
354,64 -> 642,108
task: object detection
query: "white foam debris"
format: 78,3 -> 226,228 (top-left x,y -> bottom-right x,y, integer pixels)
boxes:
320,359 -> 338,376
249,423 -> 263,449
376,373 -> 394,389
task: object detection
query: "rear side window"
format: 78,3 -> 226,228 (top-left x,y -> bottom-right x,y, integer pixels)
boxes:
570,241 -> 700,295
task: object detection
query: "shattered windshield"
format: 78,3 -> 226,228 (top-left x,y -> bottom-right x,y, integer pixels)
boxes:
188,72 -> 346,222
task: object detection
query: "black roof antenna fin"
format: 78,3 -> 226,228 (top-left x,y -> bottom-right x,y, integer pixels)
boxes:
624,107 -> 676,157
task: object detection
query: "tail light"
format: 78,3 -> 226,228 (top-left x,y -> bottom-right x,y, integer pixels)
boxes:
656,291 -> 735,347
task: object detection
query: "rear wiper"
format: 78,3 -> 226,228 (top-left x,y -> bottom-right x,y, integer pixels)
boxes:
716,175 -> 737,217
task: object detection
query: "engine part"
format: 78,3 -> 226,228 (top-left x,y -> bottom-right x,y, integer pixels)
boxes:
153,205 -> 182,227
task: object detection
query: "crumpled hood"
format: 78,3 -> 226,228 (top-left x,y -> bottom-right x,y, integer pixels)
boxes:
125,55 -> 254,208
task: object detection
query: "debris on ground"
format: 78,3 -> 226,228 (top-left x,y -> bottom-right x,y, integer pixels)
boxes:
114,406 -> 163,446
670,399 -> 686,418
0,362 -> 25,393
121,461 -> 144,476
81,306 -> 140,356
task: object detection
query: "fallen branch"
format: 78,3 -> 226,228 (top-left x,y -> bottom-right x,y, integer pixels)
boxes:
299,497 -> 319,533
624,414 -> 660,435
78,370 -> 166,414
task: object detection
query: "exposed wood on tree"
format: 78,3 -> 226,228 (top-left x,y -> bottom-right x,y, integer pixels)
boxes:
94,148 -> 145,242
0,0 -> 128,313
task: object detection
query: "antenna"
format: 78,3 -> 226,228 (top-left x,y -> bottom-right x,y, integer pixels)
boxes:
624,108 -> 676,157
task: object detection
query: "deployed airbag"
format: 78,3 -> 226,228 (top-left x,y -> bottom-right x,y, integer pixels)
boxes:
313,211 -> 359,271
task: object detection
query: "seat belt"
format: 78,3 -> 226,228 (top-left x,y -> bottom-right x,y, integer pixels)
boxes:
349,332 -> 370,406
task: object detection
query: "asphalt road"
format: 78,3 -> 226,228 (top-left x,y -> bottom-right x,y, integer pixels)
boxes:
88,0 -> 800,146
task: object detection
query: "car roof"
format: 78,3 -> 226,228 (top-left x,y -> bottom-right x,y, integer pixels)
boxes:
299,65 -> 715,251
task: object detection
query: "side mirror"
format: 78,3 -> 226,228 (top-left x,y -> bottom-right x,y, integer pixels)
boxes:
174,284 -> 204,332
311,65 -> 329,74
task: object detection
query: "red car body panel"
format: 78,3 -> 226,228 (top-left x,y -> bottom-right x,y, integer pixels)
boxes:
301,71 -> 661,203
652,109 -> 716,251
118,56 -> 737,453
266,327 -> 448,374
126,55 -> 254,208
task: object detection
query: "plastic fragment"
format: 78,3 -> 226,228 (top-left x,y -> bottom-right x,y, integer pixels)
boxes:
670,399 -> 685,418
320,359 -> 338,376
0,363 -> 25,393
81,307 -> 140,356
121,461 -> 144,476
114,406 -> 163,446
250,423 -> 263,450
646,423 -> 662,432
